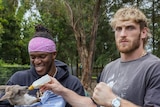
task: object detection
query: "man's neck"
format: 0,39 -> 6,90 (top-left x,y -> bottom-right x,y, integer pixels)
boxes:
120,49 -> 146,62
48,65 -> 57,77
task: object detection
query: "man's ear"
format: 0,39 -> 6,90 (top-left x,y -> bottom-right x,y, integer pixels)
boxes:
141,27 -> 148,39
52,52 -> 57,59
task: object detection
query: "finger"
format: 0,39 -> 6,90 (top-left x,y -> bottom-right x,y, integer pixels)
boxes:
40,87 -> 46,92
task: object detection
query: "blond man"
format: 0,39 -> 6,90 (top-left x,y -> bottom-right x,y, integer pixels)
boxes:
40,7 -> 160,107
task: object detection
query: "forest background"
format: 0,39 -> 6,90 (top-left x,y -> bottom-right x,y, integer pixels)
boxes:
0,0 -> 160,92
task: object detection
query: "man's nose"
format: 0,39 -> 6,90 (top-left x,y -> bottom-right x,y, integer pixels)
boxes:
119,29 -> 127,37
34,57 -> 41,64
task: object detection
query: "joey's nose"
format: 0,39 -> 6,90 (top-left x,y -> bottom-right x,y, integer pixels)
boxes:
21,86 -> 28,90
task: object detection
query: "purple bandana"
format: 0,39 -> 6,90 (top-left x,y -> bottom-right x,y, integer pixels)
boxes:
28,37 -> 56,53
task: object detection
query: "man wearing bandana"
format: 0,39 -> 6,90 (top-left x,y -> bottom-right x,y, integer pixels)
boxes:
3,25 -> 85,107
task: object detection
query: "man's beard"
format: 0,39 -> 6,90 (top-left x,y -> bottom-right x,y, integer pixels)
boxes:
117,34 -> 141,54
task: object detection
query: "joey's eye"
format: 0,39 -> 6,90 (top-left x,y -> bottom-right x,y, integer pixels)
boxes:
17,90 -> 21,95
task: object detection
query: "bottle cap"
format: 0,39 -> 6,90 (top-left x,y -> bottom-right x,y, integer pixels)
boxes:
28,85 -> 34,90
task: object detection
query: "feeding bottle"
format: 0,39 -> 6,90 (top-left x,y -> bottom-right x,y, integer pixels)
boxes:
28,74 -> 51,90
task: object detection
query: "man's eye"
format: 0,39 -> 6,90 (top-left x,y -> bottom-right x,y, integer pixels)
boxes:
40,55 -> 47,59
115,27 -> 122,32
127,26 -> 135,30
30,56 -> 36,59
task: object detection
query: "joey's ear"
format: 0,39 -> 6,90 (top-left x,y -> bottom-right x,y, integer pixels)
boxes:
0,85 -> 7,91
0,92 -> 12,101
0,86 -> 7,95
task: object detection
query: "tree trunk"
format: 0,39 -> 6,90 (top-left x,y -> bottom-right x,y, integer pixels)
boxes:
65,0 -> 102,90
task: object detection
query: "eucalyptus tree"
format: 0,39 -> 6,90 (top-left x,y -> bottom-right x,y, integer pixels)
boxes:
64,0 -> 102,90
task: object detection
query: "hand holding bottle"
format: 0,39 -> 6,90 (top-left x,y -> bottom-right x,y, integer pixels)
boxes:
28,74 -> 51,90
40,77 -> 65,96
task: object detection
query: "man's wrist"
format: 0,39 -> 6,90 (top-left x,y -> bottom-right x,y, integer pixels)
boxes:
91,97 -> 98,105
111,97 -> 121,107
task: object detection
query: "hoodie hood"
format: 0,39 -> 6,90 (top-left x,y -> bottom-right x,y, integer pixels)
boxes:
55,60 -> 69,81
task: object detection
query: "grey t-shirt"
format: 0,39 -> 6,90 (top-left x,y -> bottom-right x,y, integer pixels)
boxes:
100,53 -> 160,107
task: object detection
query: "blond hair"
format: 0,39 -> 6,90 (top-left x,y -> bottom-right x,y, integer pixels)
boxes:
110,7 -> 151,46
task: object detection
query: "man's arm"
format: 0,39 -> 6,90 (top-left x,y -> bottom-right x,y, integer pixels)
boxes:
60,87 -> 97,107
40,77 -> 97,107
92,82 -> 140,107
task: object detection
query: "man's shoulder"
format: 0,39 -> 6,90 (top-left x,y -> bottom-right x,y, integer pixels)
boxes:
62,74 -> 85,96
11,68 -> 31,77
7,68 -> 32,85
60,74 -> 83,88
58,72 -> 81,85
55,60 -> 67,67
147,53 -> 160,61
143,53 -> 160,66
67,74 -> 80,81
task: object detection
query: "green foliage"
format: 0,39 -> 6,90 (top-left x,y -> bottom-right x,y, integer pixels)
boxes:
0,0 -> 160,67
0,59 -> 5,66
0,16 -> 21,64
0,67 -> 11,84
0,0 -> 22,64
19,20 -> 38,64
0,65 -> 30,85
0,59 -> 29,85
